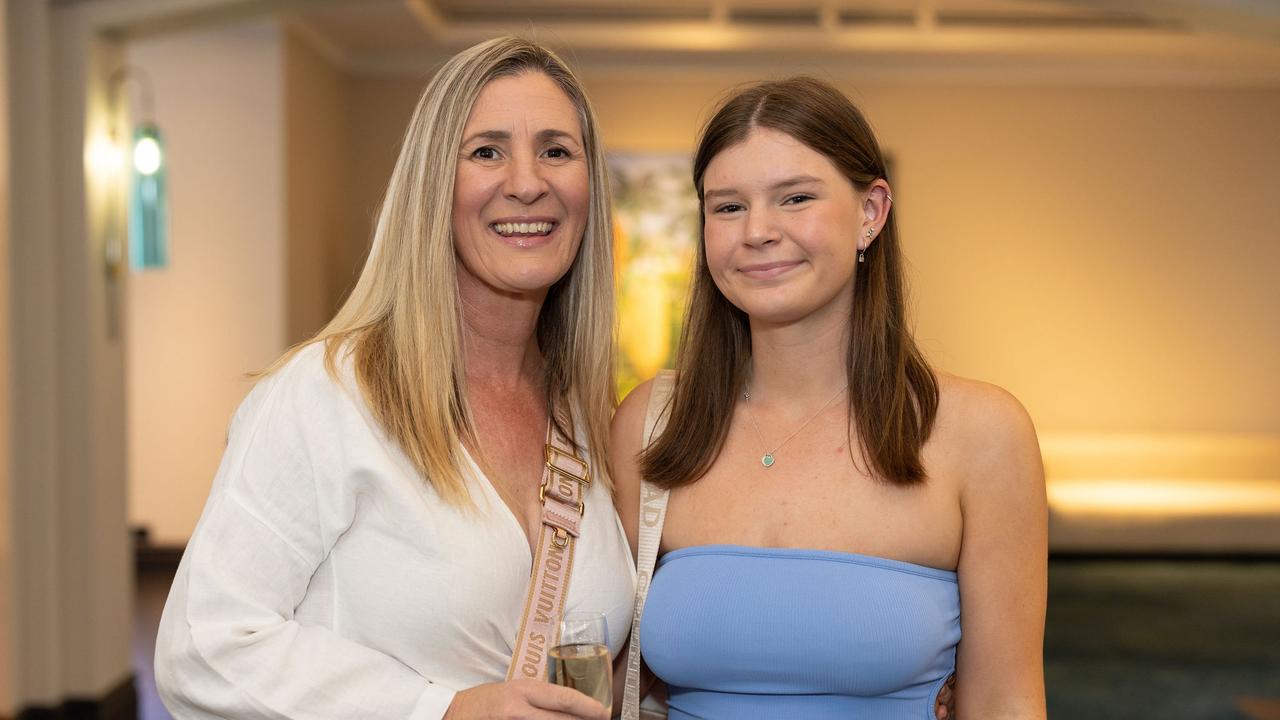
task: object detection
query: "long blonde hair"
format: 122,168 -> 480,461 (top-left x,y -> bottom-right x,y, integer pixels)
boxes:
270,37 -> 615,504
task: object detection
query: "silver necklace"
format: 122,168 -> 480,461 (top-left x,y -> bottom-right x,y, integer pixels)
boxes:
742,382 -> 848,468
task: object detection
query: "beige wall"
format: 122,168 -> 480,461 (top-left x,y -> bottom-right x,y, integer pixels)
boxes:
126,20 -> 286,545
0,0 -> 12,711
857,84 -> 1280,436
126,20 -> 358,545
9,0 -> 139,703
285,30 -> 348,344
344,75 -> 423,291
346,72 -> 1280,437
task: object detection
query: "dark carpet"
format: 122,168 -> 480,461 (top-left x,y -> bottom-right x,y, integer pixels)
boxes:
1045,559 -> 1280,719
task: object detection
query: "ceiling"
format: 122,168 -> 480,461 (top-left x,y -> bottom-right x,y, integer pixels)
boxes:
272,0 -> 1280,82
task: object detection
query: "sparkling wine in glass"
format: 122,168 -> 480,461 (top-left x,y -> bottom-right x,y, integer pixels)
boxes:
549,611 -> 612,712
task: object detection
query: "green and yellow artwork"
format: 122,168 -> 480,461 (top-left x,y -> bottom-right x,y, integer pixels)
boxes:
610,153 -> 700,397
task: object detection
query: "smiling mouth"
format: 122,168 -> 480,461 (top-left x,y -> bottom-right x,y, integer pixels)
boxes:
740,260 -> 801,277
491,221 -> 555,237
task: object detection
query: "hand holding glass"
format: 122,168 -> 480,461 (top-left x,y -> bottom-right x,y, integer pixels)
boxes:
549,611 -> 612,712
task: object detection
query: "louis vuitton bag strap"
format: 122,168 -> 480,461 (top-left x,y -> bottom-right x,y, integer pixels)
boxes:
507,415 -> 591,681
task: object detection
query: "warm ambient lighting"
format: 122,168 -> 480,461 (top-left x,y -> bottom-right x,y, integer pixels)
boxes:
1049,478 -> 1280,517
88,134 -> 125,177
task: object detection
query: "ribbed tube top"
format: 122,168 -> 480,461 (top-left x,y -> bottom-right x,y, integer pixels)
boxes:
640,544 -> 960,719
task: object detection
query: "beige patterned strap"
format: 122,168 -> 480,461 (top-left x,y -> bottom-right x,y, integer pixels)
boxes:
507,419 -> 589,681
622,371 -> 675,720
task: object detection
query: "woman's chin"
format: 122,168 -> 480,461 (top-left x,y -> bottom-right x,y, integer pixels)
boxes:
736,295 -> 850,329
488,271 -> 572,298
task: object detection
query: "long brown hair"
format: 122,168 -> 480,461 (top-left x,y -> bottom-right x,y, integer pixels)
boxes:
263,37 -> 616,504
640,77 -> 937,488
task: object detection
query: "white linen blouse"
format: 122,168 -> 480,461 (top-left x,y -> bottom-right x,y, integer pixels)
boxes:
155,343 -> 636,720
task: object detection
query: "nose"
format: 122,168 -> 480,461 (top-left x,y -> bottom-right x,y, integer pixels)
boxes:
743,207 -> 780,248
503,151 -> 549,205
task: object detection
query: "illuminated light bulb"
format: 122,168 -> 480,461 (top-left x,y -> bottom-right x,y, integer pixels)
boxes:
133,136 -> 162,176
88,136 -> 124,176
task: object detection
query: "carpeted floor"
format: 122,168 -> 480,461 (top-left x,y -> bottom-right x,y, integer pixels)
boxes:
1045,559 -> 1280,719
134,559 -> 1280,719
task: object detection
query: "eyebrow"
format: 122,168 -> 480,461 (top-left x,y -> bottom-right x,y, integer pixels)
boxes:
703,174 -> 824,200
461,128 -> 582,146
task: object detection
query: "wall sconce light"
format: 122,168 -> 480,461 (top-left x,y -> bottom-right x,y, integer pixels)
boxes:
128,122 -> 167,269
109,67 -> 168,271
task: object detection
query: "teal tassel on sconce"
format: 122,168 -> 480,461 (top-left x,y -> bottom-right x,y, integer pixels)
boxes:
128,122 -> 168,270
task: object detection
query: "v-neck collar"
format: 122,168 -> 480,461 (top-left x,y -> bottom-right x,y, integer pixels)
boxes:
458,439 -> 539,571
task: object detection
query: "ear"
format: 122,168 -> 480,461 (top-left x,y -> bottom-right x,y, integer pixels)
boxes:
860,179 -> 893,249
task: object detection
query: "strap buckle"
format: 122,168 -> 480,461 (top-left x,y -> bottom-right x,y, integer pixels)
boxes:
539,481 -> 585,517
545,445 -> 590,485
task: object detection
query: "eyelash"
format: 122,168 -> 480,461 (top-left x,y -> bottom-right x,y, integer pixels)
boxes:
469,146 -> 574,160
711,194 -> 814,214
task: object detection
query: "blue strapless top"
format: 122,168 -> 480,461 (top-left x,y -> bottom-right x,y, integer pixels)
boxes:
640,544 -> 960,720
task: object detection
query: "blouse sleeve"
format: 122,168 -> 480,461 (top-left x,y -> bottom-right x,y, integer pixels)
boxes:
155,353 -> 457,720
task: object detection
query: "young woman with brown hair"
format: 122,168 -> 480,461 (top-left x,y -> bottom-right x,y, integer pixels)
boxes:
614,77 -> 1047,719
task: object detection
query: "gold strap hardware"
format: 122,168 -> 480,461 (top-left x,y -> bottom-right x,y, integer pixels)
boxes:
508,414 -> 588,683
539,480 -> 586,516
545,445 -> 590,485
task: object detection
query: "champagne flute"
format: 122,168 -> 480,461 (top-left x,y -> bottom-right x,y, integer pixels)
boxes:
549,611 -> 612,712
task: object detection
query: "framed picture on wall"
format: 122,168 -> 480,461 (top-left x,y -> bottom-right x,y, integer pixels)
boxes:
610,152 -> 699,395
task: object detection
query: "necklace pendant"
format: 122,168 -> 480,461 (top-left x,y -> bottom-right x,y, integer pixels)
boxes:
761,453 -> 775,468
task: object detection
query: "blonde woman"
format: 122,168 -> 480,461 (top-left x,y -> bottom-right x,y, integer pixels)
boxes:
157,38 -> 629,720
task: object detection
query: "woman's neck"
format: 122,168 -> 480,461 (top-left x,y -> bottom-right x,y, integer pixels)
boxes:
746,308 -> 850,407
458,278 -> 546,392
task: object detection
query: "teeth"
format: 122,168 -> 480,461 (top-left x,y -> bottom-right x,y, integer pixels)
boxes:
492,221 -> 553,236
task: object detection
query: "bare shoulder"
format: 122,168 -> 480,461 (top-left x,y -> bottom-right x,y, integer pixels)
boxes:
611,378 -> 658,556
942,371 -> 1049,717
932,371 -> 1042,496
935,372 -> 1037,452
612,379 -> 657,467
